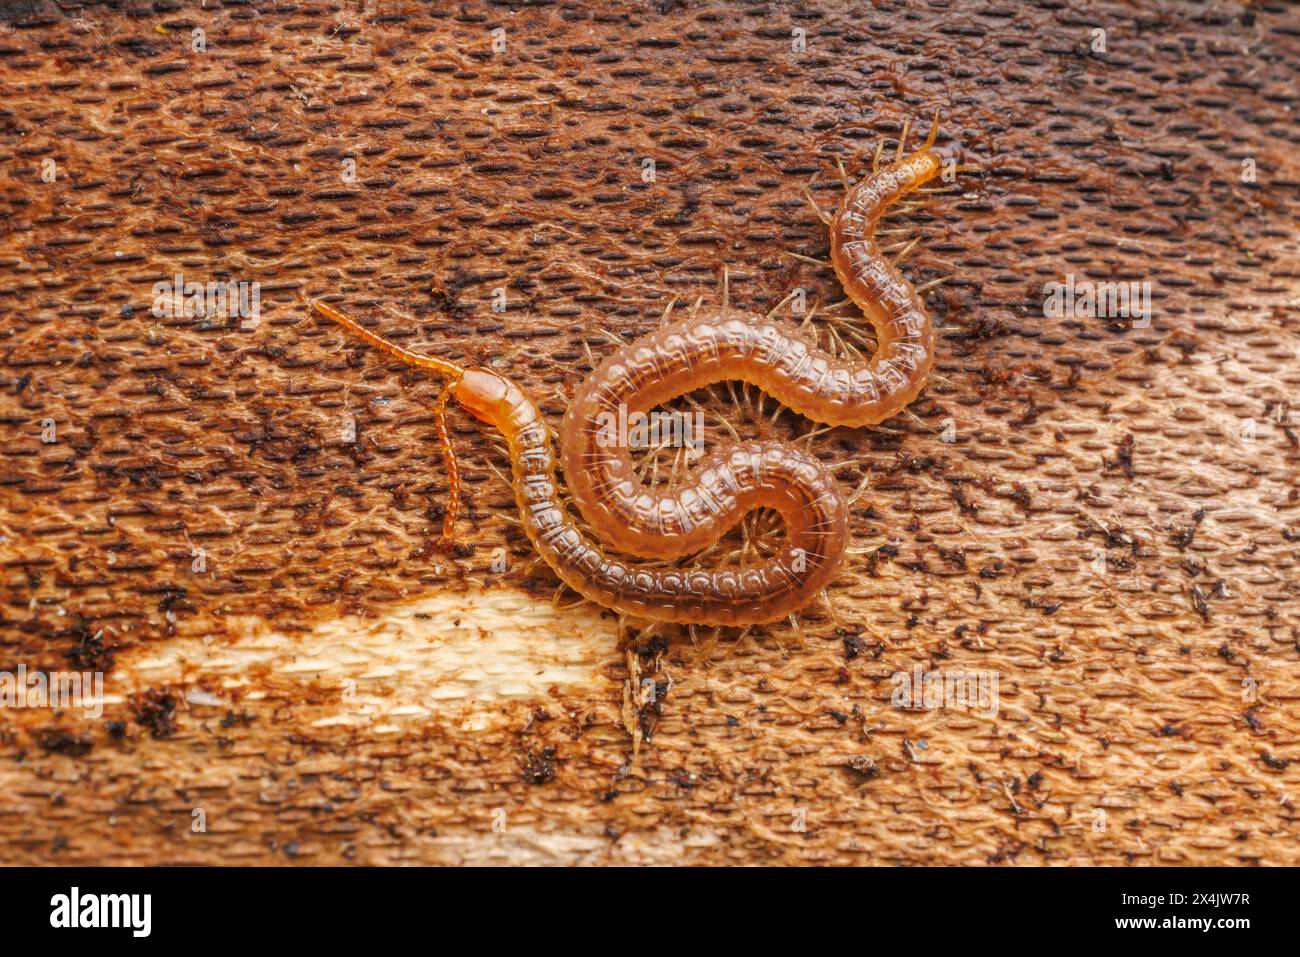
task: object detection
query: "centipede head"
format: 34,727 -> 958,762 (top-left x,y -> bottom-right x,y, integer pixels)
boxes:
898,108 -> 982,188
866,110 -> 949,197
886,109 -> 944,190
452,367 -> 514,425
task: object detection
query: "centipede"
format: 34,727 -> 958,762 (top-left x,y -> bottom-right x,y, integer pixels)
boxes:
311,114 -> 973,627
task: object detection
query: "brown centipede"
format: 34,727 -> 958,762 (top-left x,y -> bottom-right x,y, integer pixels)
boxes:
312,114 -> 971,627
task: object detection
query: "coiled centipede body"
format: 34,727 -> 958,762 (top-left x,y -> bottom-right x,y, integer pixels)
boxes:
312,115 -> 969,626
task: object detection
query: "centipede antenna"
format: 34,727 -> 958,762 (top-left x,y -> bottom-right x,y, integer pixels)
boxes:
312,300 -> 465,382
432,385 -> 461,538
313,299 -> 471,540
922,108 -> 940,152
896,117 -> 912,162
872,137 -> 886,172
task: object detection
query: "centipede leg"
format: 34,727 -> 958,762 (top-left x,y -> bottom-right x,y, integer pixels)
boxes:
820,588 -> 842,626
766,287 -> 801,320
804,188 -> 833,225
895,117 -> 912,162
881,200 -> 927,221
921,108 -> 940,153
890,236 -> 921,263
785,251 -> 831,267
787,613 -> 805,646
834,156 -> 851,191
881,237 -> 918,254
914,276 -> 951,294
725,378 -> 742,413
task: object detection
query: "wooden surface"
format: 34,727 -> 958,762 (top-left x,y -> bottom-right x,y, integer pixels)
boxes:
1,0 -> 1298,865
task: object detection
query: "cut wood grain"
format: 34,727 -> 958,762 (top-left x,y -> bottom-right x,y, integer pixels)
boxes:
0,0 -> 1297,865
